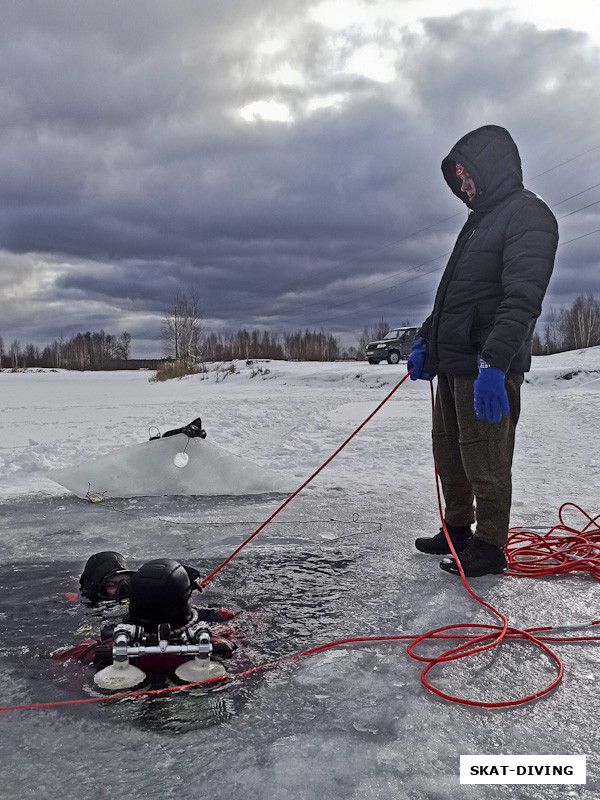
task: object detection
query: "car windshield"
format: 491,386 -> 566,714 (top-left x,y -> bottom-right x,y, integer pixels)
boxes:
384,330 -> 401,340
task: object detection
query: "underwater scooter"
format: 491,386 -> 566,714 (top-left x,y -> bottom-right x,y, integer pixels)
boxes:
94,619 -> 228,690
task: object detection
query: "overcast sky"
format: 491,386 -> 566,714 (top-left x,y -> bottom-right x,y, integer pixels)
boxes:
1,0 -> 600,357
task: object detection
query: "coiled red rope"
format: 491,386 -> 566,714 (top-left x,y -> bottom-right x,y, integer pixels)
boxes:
2,373 -> 599,712
506,503 -> 600,579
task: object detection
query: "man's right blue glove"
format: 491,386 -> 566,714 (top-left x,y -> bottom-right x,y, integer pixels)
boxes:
473,360 -> 509,423
407,337 -> 435,381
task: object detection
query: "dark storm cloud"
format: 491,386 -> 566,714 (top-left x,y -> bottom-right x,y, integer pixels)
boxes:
1,2 -> 600,356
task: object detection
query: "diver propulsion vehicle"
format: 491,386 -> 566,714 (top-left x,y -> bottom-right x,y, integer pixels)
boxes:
93,558 -> 233,690
94,619 -> 228,690
49,415 -> 295,499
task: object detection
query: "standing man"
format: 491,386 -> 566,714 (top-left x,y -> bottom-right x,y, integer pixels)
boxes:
408,125 -> 558,577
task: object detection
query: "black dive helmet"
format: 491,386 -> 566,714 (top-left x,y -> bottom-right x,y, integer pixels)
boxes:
128,559 -> 200,630
80,551 -> 133,603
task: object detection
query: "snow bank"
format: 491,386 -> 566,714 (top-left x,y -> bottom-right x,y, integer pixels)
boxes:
528,345 -> 600,386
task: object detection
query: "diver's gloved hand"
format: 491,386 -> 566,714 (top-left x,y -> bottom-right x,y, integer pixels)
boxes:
407,337 -> 435,381
182,563 -> 202,590
215,607 -> 239,620
473,360 -> 509,423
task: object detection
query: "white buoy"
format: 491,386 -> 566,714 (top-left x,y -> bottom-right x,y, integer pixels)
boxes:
173,452 -> 189,468
175,656 -> 227,683
94,660 -> 147,690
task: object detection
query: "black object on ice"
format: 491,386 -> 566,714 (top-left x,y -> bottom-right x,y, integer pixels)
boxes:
161,417 -> 207,440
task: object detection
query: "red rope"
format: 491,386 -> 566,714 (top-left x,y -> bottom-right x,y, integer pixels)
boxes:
3,626 -> 599,712
199,371 -> 412,587
506,503 -> 600,579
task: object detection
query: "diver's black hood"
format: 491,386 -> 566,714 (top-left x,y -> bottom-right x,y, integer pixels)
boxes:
441,125 -> 523,213
79,551 -> 132,602
128,558 -> 194,629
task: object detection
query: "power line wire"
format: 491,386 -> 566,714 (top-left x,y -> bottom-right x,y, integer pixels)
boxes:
550,180 -> 600,207
527,143 -> 600,180
272,181 -> 600,329
265,143 -> 600,302
559,227 -> 600,246
273,211 -> 461,297
557,199 -> 600,220
204,148 -> 600,335
277,222 -> 600,331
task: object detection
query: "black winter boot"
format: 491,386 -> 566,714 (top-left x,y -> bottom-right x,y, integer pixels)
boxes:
415,523 -> 472,555
439,536 -> 507,577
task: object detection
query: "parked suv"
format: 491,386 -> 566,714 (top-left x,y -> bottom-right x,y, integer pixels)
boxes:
366,326 -> 419,364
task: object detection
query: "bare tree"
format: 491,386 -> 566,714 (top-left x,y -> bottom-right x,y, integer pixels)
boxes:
162,290 -> 204,369
357,317 -> 390,359
9,339 -> 20,368
559,293 -> 600,350
116,331 -> 133,363
540,307 -> 561,354
23,343 -> 40,367
49,333 -> 65,369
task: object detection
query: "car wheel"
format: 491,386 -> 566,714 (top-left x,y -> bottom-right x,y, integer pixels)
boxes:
368,359 -> 380,364
387,351 -> 400,365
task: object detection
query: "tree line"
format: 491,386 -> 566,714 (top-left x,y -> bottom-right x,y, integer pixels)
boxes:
3,293 -> 598,371
0,330 -> 132,370
163,290 -> 342,363
196,329 -> 342,361
533,293 -> 600,354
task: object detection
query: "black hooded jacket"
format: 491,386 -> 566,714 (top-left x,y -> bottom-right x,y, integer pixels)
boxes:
418,125 -> 559,375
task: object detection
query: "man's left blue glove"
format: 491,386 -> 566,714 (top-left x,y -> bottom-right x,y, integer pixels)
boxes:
473,360 -> 509,423
407,337 -> 435,381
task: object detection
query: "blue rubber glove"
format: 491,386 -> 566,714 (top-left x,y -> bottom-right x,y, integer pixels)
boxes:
407,337 -> 435,381
473,360 -> 509,422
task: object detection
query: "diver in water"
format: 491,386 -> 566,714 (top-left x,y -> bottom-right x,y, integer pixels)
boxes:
79,550 -> 237,622
79,551 -> 134,605
123,558 -> 235,628
77,550 -> 236,620
98,558 -> 237,673
55,558 -> 238,676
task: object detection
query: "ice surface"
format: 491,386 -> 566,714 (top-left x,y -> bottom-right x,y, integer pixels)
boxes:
0,356 -> 599,799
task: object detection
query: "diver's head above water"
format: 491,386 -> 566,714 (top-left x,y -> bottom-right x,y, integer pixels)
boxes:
127,558 -> 196,630
79,551 -> 133,604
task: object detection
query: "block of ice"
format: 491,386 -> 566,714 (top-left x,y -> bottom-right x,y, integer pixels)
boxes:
48,434 -> 295,499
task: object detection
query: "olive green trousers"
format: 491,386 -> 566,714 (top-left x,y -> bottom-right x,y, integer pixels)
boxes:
432,372 -> 524,547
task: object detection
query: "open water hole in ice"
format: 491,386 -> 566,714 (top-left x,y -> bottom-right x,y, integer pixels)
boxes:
0,491 -> 386,734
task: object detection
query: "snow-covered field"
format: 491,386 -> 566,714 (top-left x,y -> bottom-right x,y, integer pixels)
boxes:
0,351 -> 599,799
